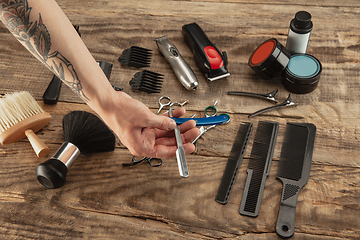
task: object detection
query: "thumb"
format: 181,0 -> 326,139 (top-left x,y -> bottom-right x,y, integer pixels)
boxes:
148,114 -> 176,131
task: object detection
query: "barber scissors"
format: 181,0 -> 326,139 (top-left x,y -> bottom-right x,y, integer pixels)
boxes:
123,96 -> 170,167
156,96 -> 172,114
123,96 -> 188,168
192,101 -> 230,144
122,155 -> 162,167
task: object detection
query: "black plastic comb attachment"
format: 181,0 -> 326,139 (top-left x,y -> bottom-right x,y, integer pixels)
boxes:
118,46 -> 152,68
129,70 -> 163,93
239,121 -> 279,217
215,122 -> 253,204
275,123 -> 316,238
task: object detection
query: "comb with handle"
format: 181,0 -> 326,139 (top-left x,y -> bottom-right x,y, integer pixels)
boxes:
275,123 -> 316,238
215,122 -> 253,204
239,121 -> 279,217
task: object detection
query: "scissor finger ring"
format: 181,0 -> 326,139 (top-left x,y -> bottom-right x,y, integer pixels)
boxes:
156,96 -> 171,115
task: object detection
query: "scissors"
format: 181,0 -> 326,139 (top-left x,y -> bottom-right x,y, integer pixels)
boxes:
123,96 -> 170,167
122,156 -> 162,167
123,96 -> 188,168
192,101 -> 230,144
156,96 -> 172,114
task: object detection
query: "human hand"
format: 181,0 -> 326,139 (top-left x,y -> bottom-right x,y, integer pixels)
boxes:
98,91 -> 200,159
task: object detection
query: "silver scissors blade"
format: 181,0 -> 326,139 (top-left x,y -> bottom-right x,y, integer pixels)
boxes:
169,106 -> 189,178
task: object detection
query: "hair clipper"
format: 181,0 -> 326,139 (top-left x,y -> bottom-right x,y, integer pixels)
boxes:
182,23 -> 230,81
154,36 -> 199,90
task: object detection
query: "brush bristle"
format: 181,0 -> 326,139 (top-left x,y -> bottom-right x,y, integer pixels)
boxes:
0,91 -> 44,133
62,111 -> 115,154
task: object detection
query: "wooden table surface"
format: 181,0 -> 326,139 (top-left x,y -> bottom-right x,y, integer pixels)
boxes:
0,0 -> 359,239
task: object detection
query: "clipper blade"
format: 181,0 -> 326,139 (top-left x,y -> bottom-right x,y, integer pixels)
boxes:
118,46 -> 152,68
129,70 -> 163,93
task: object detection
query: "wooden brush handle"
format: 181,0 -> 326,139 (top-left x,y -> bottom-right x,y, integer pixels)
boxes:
25,129 -> 50,158
0,112 -> 52,145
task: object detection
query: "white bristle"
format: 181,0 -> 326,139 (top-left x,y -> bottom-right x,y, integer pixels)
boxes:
0,91 -> 44,133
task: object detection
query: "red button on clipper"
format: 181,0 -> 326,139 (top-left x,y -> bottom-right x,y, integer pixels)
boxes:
204,46 -> 224,69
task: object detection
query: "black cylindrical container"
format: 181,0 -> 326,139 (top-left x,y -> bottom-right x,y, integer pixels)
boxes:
248,38 -> 291,80
281,54 -> 322,94
286,11 -> 313,54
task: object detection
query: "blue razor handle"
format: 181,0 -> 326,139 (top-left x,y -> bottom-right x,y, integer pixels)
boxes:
172,114 -> 230,126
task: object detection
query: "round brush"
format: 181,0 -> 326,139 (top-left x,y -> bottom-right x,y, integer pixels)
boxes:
0,91 -> 52,158
36,111 -> 116,189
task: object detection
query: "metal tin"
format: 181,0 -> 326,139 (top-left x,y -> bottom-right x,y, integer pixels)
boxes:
248,38 -> 291,80
281,54 -> 322,94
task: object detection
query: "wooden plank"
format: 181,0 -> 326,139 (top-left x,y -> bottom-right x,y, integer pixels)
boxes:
0,144 -> 358,239
34,102 -> 360,168
0,0 -> 359,239
1,1 -> 359,109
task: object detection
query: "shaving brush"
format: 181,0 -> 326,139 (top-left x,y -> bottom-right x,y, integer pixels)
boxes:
36,111 -> 116,189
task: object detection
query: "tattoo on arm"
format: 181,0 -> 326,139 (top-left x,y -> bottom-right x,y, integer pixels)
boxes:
0,0 -> 89,101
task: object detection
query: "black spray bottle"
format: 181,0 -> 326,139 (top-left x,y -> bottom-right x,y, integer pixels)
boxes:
286,11 -> 313,54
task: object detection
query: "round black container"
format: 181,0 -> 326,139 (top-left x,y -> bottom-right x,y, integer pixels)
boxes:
281,53 -> 322,94
248,38 -> 291,80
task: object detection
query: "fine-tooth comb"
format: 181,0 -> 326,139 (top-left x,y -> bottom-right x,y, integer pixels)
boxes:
215,122 -> 253,204
275,123 -> 316,238
118,46 -> 152,68
227,89 -> 279,103
129,70 -> 164,93
248,94 -> 296,118
239,121 -> 279,217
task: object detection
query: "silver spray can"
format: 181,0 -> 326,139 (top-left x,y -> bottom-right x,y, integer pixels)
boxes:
286,11 -> 313,54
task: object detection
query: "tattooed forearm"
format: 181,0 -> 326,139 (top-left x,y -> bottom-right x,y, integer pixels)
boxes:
0,0 -> 89,101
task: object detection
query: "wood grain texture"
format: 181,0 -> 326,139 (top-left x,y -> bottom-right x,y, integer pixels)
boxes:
0,0 -> 359,239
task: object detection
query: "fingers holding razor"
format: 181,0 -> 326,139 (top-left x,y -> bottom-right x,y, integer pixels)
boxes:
154,142 -> 196,159
155,118 -> 199,141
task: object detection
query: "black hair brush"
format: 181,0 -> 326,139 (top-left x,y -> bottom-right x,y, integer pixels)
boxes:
36,111 -> 116,189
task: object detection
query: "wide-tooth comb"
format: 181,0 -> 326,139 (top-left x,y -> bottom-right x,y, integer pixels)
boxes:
118,46 -> 152,68
275,123 -> 316,238
215,122 -> 253,204
239,121 -> 279,217
129,70 -> 163,93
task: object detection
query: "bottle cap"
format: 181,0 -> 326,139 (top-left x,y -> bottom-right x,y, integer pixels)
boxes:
291,11 -> 313,34
281,54 -> 322,94
248,38 -> 291,80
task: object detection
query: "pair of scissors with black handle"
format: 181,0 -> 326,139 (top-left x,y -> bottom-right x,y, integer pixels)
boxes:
122,96 -> 173,167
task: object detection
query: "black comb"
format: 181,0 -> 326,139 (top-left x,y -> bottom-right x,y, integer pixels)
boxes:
215,122 -> 253,204
129,70 -> 163,93
275,123 -> 316,238
118,46 -> 152,68
239,121 -> 279,217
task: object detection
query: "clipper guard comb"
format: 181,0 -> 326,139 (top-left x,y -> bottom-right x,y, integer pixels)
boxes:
118,46 -> 152,68
129,70 -> 163,93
